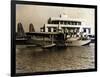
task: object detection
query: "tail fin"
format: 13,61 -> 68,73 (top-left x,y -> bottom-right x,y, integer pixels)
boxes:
17,22 -> 25,37
29,23 -> 35,32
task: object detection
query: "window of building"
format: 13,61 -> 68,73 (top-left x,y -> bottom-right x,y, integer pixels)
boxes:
83,28 -> 86,32
75,22 -> 77,25
51,21 -> 54,24
53,27 -> 57,32
68,21 -> 70,25
78,22 -> 81,25
51,21 -> 59,24
53,21 -> 55,24
72,21 -> 76,25
48,27 -> 51,32
60,21 -> 63,24
64,21 -> 66,25
88,28 -> 91,33
70,21 -> 73,25
64,21 -> 68,25
55,21 -> 59,24
71,21 -> 73,25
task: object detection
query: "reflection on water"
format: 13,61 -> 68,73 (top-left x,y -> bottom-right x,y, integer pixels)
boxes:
16,43 -> 95,73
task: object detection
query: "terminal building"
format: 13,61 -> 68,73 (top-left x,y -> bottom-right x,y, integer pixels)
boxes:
40,14 -> 91,37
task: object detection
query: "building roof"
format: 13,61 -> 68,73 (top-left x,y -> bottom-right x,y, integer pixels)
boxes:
50,17 -> 85,22
45,24 -> 91,28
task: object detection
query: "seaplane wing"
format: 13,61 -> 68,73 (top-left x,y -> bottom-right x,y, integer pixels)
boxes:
16,32 -> 60,48
16,23 -> 58,48
25,32 -> 67,47
25,32 -> 59,36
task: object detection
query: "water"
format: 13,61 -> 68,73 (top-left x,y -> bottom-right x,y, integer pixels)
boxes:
16,43 -> 95,73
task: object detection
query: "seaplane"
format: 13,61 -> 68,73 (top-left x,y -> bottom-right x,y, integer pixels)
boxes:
16,23 -> 57,48
16,22 -> 91,48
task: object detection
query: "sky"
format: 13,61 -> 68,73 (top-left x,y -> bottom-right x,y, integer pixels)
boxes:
16,4 -> 95,34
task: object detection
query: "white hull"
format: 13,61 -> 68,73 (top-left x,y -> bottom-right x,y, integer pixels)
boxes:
42,43 -> 56,48
67,37 -> 80,41
66,40 -> 91,46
